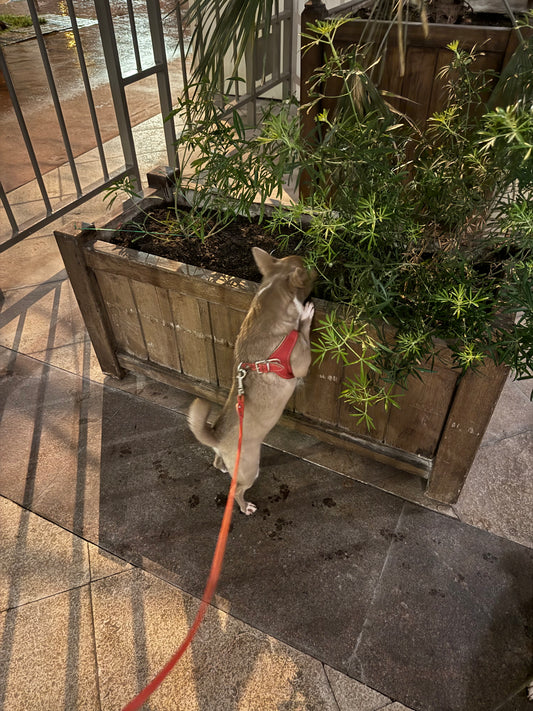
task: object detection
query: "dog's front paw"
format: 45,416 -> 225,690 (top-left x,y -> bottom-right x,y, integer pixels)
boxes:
243,502 -> 257,516
301,301 -> 315,323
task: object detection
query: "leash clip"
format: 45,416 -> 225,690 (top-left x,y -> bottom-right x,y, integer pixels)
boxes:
236,363 -> 247,396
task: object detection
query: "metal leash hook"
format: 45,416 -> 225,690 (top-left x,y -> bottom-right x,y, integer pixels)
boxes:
236,363 -> 247,396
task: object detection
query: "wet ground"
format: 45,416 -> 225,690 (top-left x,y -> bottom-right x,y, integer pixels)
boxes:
0,0 -> 189,192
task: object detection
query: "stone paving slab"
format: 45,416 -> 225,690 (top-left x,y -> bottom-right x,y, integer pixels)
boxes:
0,497 -> 412,711
349,503 -> 533,711
92,567 -> 361,711
1,347 -> 531,711
0,585 -> 100,710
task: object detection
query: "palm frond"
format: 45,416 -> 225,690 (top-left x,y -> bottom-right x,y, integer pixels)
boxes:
184,0 -> 274,91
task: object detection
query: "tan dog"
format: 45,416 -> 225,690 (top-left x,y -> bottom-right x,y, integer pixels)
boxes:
188,247 -> 315,515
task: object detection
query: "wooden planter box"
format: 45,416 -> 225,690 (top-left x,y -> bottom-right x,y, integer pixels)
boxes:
54,169 -> 509,504
300,7 -> 524,129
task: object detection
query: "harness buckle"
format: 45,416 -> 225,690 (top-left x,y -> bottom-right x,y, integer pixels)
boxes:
254,358 -> 281,373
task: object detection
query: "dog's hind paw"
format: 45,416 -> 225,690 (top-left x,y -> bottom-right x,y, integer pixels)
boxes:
244,502 -> 257,516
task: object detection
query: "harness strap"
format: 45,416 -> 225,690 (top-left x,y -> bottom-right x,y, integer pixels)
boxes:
239,329 -> 299,380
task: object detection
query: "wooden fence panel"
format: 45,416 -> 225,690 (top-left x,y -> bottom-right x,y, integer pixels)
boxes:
294,306 -> 343,425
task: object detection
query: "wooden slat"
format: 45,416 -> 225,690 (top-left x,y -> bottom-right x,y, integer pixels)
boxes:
294,355 -> 342,425
54,229 -> 123,377
129,280 -> 181,371
337,360 -> 390,442
398,46 -> 439,125
95,271 -> 148,359
383,363 -> 459,457
426,361 -> 509,503
377,44 -> 402,98
294,316 -> 343,425
168,291 -> 217,383
427,47 -> 453,117
208,301 -> 248,389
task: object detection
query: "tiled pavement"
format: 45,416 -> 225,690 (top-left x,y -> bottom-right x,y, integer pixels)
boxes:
1,134 -> 533,711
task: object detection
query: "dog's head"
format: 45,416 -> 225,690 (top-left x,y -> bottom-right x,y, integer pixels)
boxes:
252,247 -> 315,301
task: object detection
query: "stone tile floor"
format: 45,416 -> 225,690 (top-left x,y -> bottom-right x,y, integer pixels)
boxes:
1,130 -> 532,711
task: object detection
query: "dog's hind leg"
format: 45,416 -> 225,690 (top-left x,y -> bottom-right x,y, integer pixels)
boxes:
230,443 -> 261,515
235,480 -> 258,516
213,450 -> 228,473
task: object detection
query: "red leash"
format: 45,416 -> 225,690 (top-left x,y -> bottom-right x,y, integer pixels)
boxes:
122,394 -> 245,711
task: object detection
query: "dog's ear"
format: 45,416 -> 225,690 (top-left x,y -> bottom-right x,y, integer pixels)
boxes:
252,247 -> 277,276
290,266 -> 308,289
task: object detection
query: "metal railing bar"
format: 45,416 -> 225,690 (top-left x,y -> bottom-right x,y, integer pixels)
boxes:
268,10 -> 293,21
122,63 -> 168,85
214,3 -> 225,97
0,168 -> 132,253
0,181 -> 20,237
245,33 -> 257,125
64,0 -> 109,181
0,46 -> 52,214
232,36 -> 241,100
172,1 -> 190,106
146,0 -> 177,169
272,16 -> 281,80
27,0 -> 83,198
224,73 -> 292,117
94,0 -> 141,189
126,0 -> 143,73
282,0 -> 293,96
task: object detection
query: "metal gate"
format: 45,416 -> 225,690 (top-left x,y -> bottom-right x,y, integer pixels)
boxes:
0,0 -> 294,248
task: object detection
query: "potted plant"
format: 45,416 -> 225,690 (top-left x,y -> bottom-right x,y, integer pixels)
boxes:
54,14 -> 532,504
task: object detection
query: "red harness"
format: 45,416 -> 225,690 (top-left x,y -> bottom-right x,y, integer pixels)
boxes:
238,329 -> 299,380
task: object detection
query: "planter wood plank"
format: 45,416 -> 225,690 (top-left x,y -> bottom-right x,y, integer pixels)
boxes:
54,229 -> 124,377
385,364 -> 459,458
96,271 -> 148,360
209,301 -> 250,389
337,358 -> 390,442
55,175 -> 510,504
168,291 -> 217,384
426,360 -> 509,502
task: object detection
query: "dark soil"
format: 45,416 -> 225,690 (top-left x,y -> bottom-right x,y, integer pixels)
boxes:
352,0 -> 514,25
109,205 -> 303,283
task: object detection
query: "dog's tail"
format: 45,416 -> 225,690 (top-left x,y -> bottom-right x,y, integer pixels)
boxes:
188,398 -> 219,448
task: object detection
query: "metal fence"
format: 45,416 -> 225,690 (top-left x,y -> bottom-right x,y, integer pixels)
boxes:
0,0 -> 294,247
